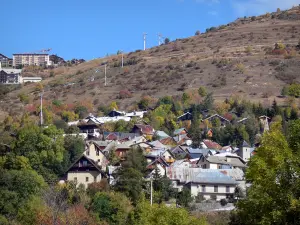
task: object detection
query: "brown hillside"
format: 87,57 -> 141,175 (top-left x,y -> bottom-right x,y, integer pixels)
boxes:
2,6 -> 300,117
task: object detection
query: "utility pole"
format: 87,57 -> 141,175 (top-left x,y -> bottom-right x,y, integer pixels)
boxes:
143,33 -> 147,50
121,51 -> 124,68
158,33 -> 162,45
150,178 -> 153,206
104,64 -> 107,86
40,90 -> 44,126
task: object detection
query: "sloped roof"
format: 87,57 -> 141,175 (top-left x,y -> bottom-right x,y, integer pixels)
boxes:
104,132 -> 140,141
192,170 -> 237,185
206,155 -> 246,168
134,124 -> 154,135
173,128 -> 187,136
154,131 -> 170,140
202,139 -> 222,150
204,114 -> 230,123
148,140 -> 168,149
177,112 -> 192,119
242,140 -> 250,147
160,137 -> 177,146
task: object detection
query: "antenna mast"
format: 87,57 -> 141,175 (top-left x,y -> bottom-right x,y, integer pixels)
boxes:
143,33 -> 147,50
158,33 -> 162,45
104,64 -> 107,86
40,91 -> 44,126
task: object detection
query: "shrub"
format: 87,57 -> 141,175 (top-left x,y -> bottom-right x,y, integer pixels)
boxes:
118,89 -> 132,99
52,99 -> 62,107
236,63 -> 246,73
275,41 -> 285,50
18,93 -> 30,104
220,198 -> 228,206
164,38 -> 170,44
195,30 -> 201,35
245,46 -> 252,54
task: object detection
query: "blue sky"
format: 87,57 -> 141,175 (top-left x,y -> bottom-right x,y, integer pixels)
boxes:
2,0 -> 299,60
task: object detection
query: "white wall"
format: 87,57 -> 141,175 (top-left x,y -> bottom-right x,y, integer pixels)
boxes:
85,143 -> 108,167
240,147 -> 251,162
190,183 -> 236,201
67,171 -> 102,188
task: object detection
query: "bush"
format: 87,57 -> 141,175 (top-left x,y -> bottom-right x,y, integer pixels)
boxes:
195,30 -> 201,35
245,46 -> 252,54
18,93 -> 30,104
164,38 -> 170,44
119,89 -> 132,99
220,198 -> 228,206
236,63 -> 246,74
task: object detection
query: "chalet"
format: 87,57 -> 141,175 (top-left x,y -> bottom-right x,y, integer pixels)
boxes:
203,114 -> 230,127
108,109 -> 126,117
146,157 -> 169,177
197,153 -> 246,169
125,111 -> 147,118
173,128 -> 188,136
77,121 -> 101,138
177,112 -> 193,122
200,139 -> 222,150
66,155 -> 106,188
185,170 -> 237,200
154,130 -> 170,140
103,132 -> 140,141
86,142 -> 109,168
170,145 -> 189,159
173,134 -> 192,146
187,148 -> 216,159
146,149 -> 175,164
160,137 -> 178,147
132,124 -> 155,139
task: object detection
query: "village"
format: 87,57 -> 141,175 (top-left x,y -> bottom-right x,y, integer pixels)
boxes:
61,108 -> 271,210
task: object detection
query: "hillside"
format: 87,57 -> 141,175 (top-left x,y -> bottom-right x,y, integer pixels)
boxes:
1,6 -> 300,119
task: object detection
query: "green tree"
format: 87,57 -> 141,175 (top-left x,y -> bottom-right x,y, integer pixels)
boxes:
90,192 -> 132,225
129,197 -> 207,225
230,123 -> 300,224
203,92 -> 214,110
114,147 -> 147,205
164,38 -> 170,44
198,86 -> 207,97
177,187 -> 193,208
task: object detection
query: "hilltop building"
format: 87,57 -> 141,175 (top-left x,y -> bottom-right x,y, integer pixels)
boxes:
0,54 -> 13,67
0,62 -> 21,84
13,53 -> 52,67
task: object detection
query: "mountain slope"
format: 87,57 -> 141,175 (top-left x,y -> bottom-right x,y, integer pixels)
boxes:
1,6 -> 300,118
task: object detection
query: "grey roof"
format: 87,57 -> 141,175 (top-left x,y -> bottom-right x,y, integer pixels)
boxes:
206,155 -> 246,168
242,140 -> 250,147
93,140 -> 111,147
187,148 -> 212,155
155,131 -> 170,140
192,170 -> 237,185
103,132 -> 140,140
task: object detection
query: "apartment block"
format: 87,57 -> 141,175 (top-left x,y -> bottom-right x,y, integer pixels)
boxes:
13,53 -> 52,67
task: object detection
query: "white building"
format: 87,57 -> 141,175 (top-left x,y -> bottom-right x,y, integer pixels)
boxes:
13,53 -> 52,67
20,76 -> 42,83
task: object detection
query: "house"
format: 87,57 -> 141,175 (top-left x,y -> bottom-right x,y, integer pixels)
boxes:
146,157 -> 169,177
197,153 -> 246,169
77,121 -> 101,138
259,116 -> 270,132
0,63 -> 21,84
170,145 -> 189,159
173,134 -> 192,146
132,124 -> 155,139
148,140 -> 170,150
187,148 -> 216,159
185,169 -> 237,200
125,111 -> 147,118
66,155 -> 106,188
103,132 -> 140,141
154,130 -> 170,140
86,142 -> 110,168
145,149 -> 175,164
0,55 -> 13,67
160,137 -> 178,147
173,128 -> 188,136
177,112 -> 193,122
108,109 -> 126,117
201,139 -> 222,150
234,141 -> 255,162
203,114 -> 230,127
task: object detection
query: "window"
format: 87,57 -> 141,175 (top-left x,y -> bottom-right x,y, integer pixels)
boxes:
202,164 -> 206,169
86,151 -> 90,156
96,150 -> 100,156
86,177 -> 89,182
226,186 -> 230,193
201,185 -> 206,193
214,185 -> 218,193
83,160 -> 88,167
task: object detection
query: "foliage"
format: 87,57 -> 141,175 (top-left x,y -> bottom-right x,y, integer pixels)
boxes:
230,122 -> 300,224
164,38 -> 170,44
177,187 -> 193,208
87,179 -> 110,197
129,197 -> 207,225
18,93 -> 30,104
195,30 -> 201,35
90,191 -> 132,225
198,86 -> 207,97
114,147 -> 147,205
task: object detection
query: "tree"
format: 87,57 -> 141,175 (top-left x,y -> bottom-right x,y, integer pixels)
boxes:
90,192 -> 132,225
203,92 -> 214,110
182,92 -> 190,105
198,86 -> 207,97
177,187 -> 193,208
164,38 -> 170,44
114,147 -> 147,205
230,123 -> 300,224
129,196 -> 207,225
109,101 -> 118,110
87,179 -> 110,197
195,30 -> 201,35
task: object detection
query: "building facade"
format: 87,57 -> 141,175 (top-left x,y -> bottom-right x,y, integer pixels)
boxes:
13,54 -> 52,67
0,54 -> 13,67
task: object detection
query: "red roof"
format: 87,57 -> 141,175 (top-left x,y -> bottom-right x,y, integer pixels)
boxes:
135,124 -> 154,135
203,139 -> 222,150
